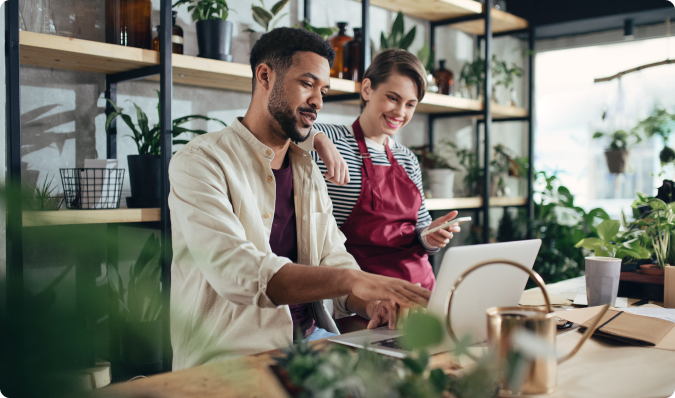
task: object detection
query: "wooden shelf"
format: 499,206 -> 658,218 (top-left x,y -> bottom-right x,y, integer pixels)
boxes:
19,31 -> 357,95
362,0 -> 528,34
336,92 -> 528,117
20,32 -> 528,116
23,208 -> 161,227
426,196 -> 527,210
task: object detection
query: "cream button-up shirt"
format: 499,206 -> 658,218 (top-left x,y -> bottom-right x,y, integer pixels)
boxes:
168,118 -> 359,370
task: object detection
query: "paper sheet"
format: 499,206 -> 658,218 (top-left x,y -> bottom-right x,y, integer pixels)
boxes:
625,308 -> 675,324
573,293 -> 627,308
82,159 -> 119,209
519,288 -> 572,306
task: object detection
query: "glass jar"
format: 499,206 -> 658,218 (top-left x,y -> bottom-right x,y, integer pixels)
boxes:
343,28 -> 363,82
152,11 -> 184,54
329,22 -> 352,79
433,60 -> 454,95
105,0 -> 152,50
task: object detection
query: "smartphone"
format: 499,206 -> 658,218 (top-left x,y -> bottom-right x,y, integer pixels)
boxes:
420,216 -> 472,237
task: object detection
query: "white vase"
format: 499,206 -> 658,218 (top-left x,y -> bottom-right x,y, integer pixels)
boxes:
428,169 -> 455,199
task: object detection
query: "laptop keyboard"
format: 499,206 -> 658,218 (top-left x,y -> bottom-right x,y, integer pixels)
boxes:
372,337 -> 405,350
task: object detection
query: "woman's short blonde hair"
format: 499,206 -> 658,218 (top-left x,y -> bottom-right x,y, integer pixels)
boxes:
361,48 -> 428,107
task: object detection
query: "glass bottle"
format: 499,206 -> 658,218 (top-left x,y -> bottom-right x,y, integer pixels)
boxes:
343,28 -> 363,82
329,22 -> 352,79
152,11 -> 184,54
106,0 -> 152,50
433,60 -> 454,95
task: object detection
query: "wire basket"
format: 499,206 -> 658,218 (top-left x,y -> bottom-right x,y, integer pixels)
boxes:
60,168 -> 125,209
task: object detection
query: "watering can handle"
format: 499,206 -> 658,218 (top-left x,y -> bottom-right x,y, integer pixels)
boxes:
557,303 -> 610,364
444,259 -> 552,362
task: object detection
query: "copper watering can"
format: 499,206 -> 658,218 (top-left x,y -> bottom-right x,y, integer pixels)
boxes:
444,260 -> 610,396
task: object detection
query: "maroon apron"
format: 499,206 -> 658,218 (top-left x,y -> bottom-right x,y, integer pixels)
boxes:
339,119 -> 436,290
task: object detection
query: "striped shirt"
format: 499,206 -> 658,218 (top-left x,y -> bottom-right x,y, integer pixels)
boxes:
311,123 -> 439,255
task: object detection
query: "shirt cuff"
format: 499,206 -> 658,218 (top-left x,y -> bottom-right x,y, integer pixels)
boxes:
295,129 -> 324,152
332,294 -> 354,319
419,227 -> 442,254
253,254 -> 293,308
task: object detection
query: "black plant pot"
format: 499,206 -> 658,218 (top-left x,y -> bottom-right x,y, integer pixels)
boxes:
121,320 -> 163,376
127,154 -> 161,208
196,20 -> 233,62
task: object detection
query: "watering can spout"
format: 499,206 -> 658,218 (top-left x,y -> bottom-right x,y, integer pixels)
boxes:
557,304 -> 611,364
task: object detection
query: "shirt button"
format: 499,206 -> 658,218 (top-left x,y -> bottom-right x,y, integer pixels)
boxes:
265,149 -> 272,156
264,213 -> 271,219
267,176 -> 273,182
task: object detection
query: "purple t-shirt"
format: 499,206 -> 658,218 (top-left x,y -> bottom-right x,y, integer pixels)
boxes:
269,161 -> 315,340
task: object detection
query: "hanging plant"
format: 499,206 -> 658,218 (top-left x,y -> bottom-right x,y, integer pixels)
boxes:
632,106 -> 675,164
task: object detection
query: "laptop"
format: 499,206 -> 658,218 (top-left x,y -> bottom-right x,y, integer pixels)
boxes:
328,239 -> 542,358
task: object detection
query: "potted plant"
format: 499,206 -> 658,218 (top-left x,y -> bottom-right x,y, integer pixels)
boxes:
632,106 -> 675,165
105,92 -> 227,208
108,234 -> 164,375
575,219 -> 651,272
173,0 -> 234,61
630,195 -> 675,275
592,129 -> 642,174
410,140 -> 460,199
491,144 -> 527,197
244,0 -> 290,49
379,11 -> 416,51
492,58 -> 523,106
459,55 -> 501,101
24,174 -> 63,211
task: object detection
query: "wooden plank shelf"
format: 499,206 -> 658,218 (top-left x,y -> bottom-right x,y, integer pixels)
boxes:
360,0 -> 528,34
23,208 -> 161,227
426,196 -> 527,211
19,32 -> 528,117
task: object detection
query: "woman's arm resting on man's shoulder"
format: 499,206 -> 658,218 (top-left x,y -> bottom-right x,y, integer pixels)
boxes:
296,129 -> 350,186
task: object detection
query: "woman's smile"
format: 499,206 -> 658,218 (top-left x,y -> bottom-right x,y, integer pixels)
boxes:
383,115 -> 403,129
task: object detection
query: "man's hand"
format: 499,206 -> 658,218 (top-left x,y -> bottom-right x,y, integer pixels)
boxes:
425,210 -> 461,248
349,271 -> 431,309
365,300 -> 399,329
314,133 -> 350,186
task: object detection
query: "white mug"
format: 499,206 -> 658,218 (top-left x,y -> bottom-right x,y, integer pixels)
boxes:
585,257 -> 621,307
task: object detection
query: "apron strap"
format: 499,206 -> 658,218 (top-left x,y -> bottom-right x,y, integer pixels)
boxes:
351,119 -> 383,211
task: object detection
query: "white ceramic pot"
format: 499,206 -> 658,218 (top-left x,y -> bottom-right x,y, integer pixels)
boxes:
428,169 -> 455,199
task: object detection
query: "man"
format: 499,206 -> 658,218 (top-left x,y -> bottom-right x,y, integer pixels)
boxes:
168,27 -> 430,370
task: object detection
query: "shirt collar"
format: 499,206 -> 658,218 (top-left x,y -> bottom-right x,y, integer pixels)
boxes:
231,117 -> 310,165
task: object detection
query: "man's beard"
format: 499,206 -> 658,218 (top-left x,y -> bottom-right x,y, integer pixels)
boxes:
268,79 -> 312,143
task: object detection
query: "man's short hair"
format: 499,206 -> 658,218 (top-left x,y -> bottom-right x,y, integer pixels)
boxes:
249,27 -> 336,92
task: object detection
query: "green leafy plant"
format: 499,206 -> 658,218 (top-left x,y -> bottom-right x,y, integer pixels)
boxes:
294,19 -> 337,39
575,219 -> 650,260
491,57 -> 523,91
632,106 -> 675,163
631,195 -> 675,268
27,174 -> 62,211
380,11 -> 416,51
244,0 -> 290,33
410,140 -> 460,170
592,129 -> 642,151
105,92 -> 228,155
108,234 -> 163,322
173,0 -> 232,21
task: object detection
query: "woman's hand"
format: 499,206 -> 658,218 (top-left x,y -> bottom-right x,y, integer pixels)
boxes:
314,133 -> 350,186
425,210 -> 461,248
365,300 -> 399,329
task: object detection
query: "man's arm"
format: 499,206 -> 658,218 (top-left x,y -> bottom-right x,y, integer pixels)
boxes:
266,263 -> 430,309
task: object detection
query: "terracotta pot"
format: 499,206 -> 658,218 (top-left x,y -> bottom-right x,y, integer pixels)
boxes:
604,149 -> 628,174
640,263 -> 666,276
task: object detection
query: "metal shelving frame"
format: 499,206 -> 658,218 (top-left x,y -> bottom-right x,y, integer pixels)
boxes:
426,0 -> 536,243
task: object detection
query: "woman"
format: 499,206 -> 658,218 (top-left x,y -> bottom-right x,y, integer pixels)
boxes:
311,49 -> 460,291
